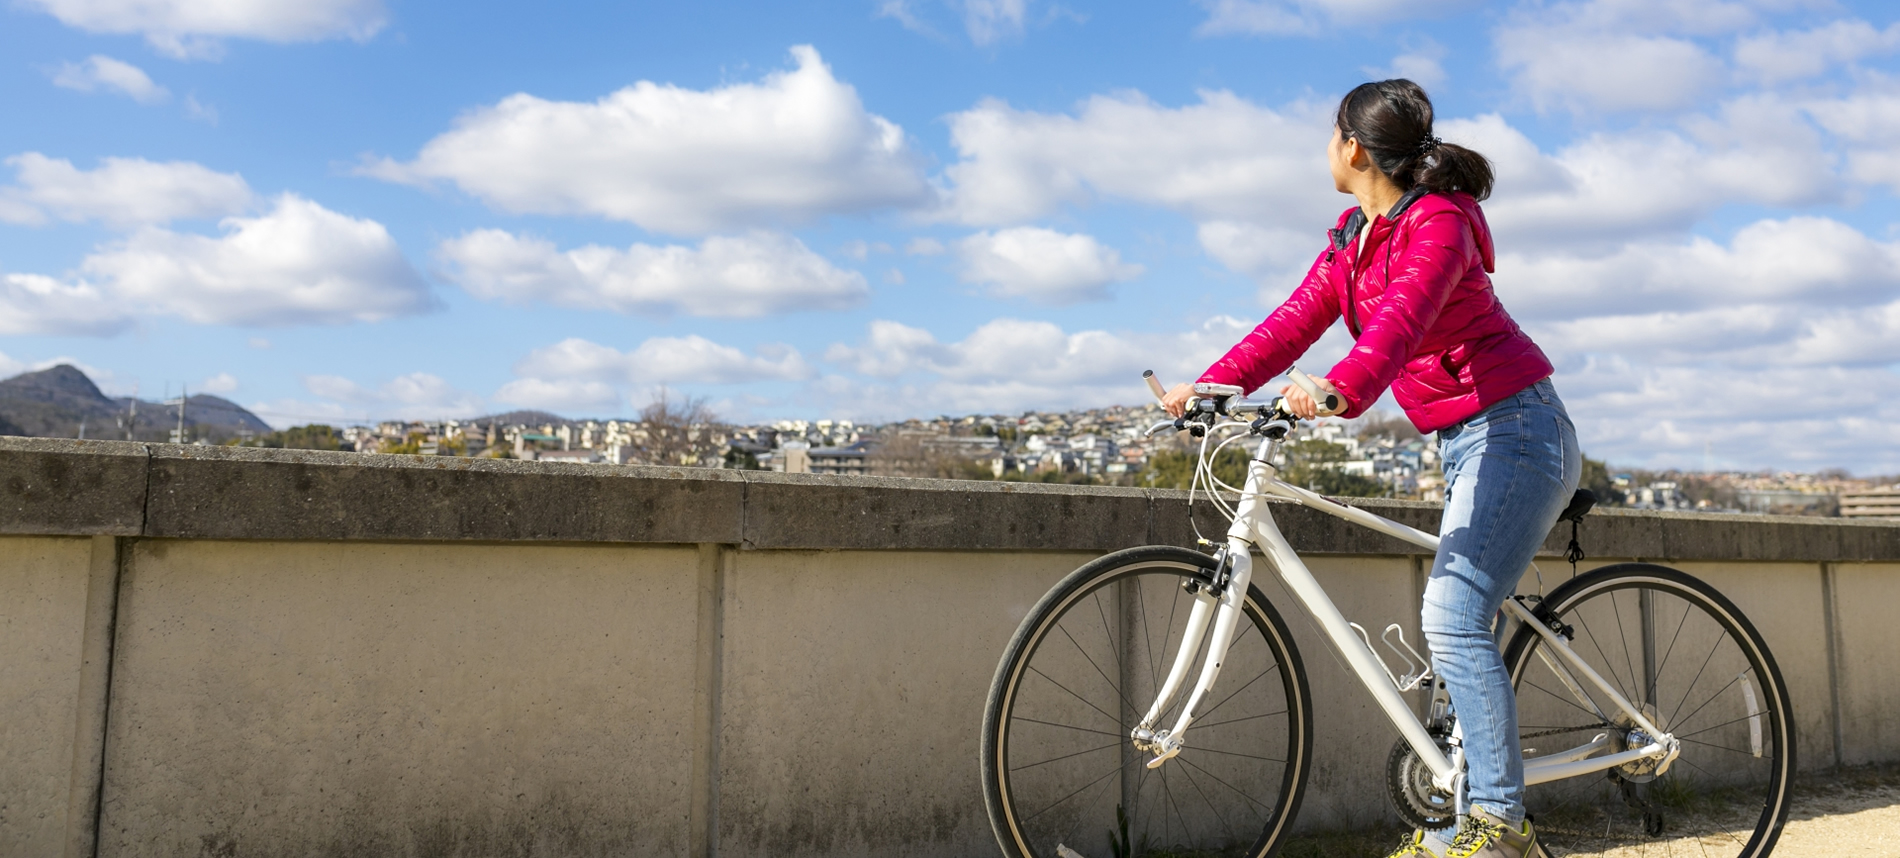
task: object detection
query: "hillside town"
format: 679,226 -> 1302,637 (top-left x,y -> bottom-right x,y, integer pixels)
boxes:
305,401 -> 1899,519
3,362 -> 1895,518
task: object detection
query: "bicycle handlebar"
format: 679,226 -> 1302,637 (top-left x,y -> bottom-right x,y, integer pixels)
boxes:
1287,366 -> 1343,417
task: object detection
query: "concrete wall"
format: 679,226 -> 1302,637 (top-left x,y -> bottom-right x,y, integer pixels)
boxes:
3,438 -> 1897,857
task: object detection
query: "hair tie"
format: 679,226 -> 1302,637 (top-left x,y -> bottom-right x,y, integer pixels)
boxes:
1415,135 -> 1442,157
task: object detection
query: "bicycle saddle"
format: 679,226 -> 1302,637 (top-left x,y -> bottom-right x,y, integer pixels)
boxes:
1558,489 -> 1596,522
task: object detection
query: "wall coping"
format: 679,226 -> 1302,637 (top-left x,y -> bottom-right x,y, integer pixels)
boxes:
4,437 -> 1896,561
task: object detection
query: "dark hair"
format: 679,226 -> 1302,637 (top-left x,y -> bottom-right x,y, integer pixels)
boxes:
1335,79 -> 1493,201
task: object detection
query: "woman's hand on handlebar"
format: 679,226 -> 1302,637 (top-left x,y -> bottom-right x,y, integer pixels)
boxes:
1162,382 -> 1195,418
1279,375 -> 1339,420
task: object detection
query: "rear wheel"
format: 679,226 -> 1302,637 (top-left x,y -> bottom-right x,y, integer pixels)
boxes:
981,545 -> 1312,858
1504,564 -> 1794,858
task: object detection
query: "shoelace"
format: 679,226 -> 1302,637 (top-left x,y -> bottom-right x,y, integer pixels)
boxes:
1446,816 -> 1506,857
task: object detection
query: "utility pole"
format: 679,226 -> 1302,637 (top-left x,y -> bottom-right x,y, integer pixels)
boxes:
167,384 -> 188,444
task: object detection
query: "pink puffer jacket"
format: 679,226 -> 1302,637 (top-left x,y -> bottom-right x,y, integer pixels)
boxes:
1197,190 -> 1553,433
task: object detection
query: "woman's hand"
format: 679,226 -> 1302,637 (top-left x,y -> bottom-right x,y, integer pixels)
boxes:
1161,383 -> 1195,419
1278,375 -> 1340,420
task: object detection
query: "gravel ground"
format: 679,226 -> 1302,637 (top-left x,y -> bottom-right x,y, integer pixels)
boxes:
1278,763 -> 1900,858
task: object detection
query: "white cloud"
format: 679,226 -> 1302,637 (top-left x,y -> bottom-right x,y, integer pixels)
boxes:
82,193 -> 433,326
1496,27 -> 1725,114
1552,360 -> 1900,473
514,336 -> 811,386
299,372 -> 484,419
199,372 -> 238,394
0,272 -> 128,336
1196,0 -> 1473,37
1365,40 -> 1448,88
368,46 -> 928,235
51,55 -> 169,104
820,315 -> 1271,416
1735,19 -> 1900,83
1497,217 -> 1900,323
937,90 -> 1338,227
905,237 -> 946,255
1,153 -> 253,227
498,336 -> 812,410
1802,81 -> 1900,192
960,0 -> 1028,46
22,0 -> 387,59
956,227 -> 1142,304
1441,101 -> 1836,250
489,378 -> 624,414
438,230 -> 867,318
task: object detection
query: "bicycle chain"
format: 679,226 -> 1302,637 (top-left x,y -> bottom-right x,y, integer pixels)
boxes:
1521,722 -> 1615,740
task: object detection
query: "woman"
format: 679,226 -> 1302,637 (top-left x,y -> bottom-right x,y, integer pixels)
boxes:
1162,79 -> 1580,858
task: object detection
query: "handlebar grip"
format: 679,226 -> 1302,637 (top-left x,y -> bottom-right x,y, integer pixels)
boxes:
1143,370 -> 1168,404
1287,367 -> 1343,416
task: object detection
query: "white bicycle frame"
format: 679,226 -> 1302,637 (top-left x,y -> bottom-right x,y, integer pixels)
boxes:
1130,414 -> 1681,799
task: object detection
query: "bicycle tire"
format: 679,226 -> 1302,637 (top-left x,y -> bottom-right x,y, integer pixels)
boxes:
1503,563 -> 1795,858
982,545 -> 1313,858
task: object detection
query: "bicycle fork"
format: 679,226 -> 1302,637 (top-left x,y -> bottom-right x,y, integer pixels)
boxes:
1130,544 -> 1254,768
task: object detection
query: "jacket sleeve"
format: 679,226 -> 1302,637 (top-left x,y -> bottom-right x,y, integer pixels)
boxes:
1325,209 -> 1475,416
1197,246 -> 1340,394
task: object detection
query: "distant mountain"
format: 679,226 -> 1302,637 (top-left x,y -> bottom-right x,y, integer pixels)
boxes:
467,409 -> 573,427
0,364 -> 271,442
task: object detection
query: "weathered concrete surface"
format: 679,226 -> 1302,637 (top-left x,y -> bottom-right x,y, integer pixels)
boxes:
5,438 -> 1897,561
4,439 -> 1900,857
1674,561 -> 1837,772
97,540 -> 703,858
0,537 -> 93,856
715,550 -> 1087,858
1831,562 -> 1900,766
1256,556 -> 1425,829
0,439 -> 146,536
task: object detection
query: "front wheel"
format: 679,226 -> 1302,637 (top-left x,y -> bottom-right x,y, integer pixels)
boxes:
1505,563 -> 1795,858
981,545 -> 1313,858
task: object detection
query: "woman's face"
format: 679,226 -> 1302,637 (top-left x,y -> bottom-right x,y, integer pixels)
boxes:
1328,125 -> 1355,193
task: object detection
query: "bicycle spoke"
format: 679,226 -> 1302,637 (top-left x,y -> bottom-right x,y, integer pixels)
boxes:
1572,602 -> 1633,703
1666,634 -> 1728,728
1009,740 -> 1122,773
1524,677 -> 1607,721
1671,672 -> 1747,735
1191,709 -> 1288,731
1610,590 -> 1642,706
1180,746 -> 1285,764
1179,754 -> 1278,815
988,559 -> 1308,858
1176,753 -> 1244,846
1093,588 -> 1121,686
1007,716 -> 1125,739
1511,573 -> 1791,858
1192,662 -> 1280,723
1059,623 -> 1144,722
1677,735 -> 1769,757
1020,764 -> 1121,824
1026,665 -> 1122,728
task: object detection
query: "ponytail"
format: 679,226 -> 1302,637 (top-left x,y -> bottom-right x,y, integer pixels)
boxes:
1336,80 -> 1493,201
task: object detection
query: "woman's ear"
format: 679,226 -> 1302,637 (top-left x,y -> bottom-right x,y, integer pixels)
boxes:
1345,137 -> 1371,171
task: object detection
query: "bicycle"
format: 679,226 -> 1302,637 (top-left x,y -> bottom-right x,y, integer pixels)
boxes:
980,371 -> 1793,858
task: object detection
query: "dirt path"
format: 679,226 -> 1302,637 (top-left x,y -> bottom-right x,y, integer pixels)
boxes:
1766,782 -> 1900,857
1279,764 -> 1900,858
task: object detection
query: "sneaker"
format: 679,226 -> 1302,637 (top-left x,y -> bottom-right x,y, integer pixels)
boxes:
1382,829 -> 1444,858
1443,808 -> 1538,858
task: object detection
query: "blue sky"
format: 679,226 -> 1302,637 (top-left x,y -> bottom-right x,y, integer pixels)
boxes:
2,0 -> 1898,473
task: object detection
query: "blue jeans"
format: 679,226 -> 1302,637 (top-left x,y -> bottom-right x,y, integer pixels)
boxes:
1423,377 -> 1580,825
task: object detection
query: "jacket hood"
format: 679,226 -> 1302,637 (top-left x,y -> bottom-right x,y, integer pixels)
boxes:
1329,190 -> 1496,274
